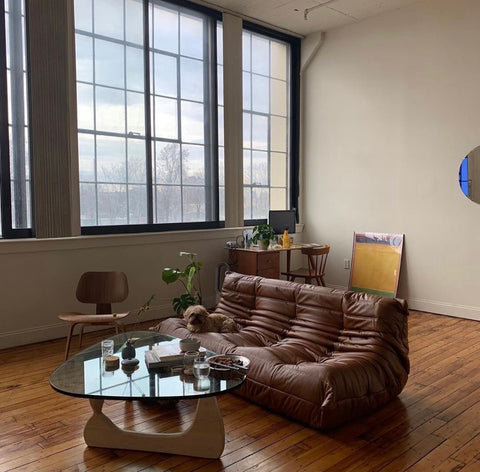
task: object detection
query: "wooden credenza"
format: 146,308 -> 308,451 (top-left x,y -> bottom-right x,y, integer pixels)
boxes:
228,248 -> 280,279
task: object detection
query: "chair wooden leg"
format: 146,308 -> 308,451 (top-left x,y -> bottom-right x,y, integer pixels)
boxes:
79,325 -> 85,348
64,323 -> 77,361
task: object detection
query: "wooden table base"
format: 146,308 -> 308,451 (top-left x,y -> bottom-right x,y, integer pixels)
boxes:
84,397 -> 225,458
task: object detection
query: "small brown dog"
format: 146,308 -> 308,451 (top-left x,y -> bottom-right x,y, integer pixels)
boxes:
183,305 -> 237,333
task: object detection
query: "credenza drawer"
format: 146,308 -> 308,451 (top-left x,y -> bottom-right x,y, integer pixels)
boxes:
257,252 -> 279,271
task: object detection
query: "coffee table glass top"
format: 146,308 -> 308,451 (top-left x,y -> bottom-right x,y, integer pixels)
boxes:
50,331 -> 245,401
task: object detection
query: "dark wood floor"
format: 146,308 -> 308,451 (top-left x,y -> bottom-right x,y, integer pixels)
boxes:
1,311 -> 479,471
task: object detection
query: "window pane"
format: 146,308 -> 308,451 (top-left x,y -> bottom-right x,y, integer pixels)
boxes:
152,4 -> 178,54
218,146 -> 224,186
128,184 -> 148,223
252,187 -> 268,219
154,142 -> 180,184
242,33 -> 251,72
181,101 -> 204,144
98,184 -> 127,225
96,136 -> 126,183
243,150 -> 251,185
154,96 -> 177,139
182,144 -> 205,185
78,133 -> 95,182
77,83 -> 94,130
94,0 -> 123,40
217,65 -> 223,106
181,57 -> 203,102
270,187 -> 286,210
180,13 -> 203,59
155,185 -> 181,223
126,46 -> 144,92
126,0 -> 143,46
183,186 -> 205,222
251,115 -> 268,151
127,138 -> 146,184
76,34 -> 93,83
271,40 -> 287,81
251,36 -> 269,75
74,0 -> 92,32
244,187 -> 252,220
270,152 -> 287,187
95,86 -> 126,133
218,106 -> 224,147
252,74 -> 269,113
271,116 -> 287,153
127,91 -> 145,136
270,79 -> 287,116
243,112 -> 251,148
252,151 -> 268,186
95,39 -> 124,89
243,71 -> 251,110
80,183 -> 97,226
154,53 -> 177,97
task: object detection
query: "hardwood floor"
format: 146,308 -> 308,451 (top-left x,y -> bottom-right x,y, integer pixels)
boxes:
1,311 -> 479,471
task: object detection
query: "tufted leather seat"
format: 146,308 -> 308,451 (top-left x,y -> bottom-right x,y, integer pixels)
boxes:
151,272 -> 409,429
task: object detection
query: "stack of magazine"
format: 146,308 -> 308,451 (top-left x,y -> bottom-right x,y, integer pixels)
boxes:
145,340 -> 206,369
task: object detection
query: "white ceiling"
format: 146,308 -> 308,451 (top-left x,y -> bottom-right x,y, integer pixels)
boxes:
196,0 -> 425,36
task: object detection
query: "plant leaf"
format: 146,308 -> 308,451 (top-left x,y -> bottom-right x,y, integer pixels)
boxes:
162,268 -> 180,284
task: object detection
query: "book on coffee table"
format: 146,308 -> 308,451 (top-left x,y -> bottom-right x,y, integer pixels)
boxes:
144,340 -> 206,369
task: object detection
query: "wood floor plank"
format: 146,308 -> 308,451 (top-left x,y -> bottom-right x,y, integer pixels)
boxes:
1,313 -> 479,471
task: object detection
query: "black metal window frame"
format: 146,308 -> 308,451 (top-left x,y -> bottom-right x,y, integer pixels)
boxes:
0,0 -> 34,239
242,21 -> 301,228
80,0 -> 223,236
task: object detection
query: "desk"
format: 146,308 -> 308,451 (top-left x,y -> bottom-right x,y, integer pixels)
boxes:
228,244 -> 307,279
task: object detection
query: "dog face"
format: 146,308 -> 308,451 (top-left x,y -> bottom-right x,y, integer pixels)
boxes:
183,305 -> 209,327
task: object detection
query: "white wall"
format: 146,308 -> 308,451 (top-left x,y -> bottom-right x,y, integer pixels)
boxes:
302,0 -> 480,320
0,228 -> 243,349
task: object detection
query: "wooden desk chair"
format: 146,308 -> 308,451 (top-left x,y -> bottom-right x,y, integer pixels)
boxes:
281,244 -> 330,286
58,271 -> 130,359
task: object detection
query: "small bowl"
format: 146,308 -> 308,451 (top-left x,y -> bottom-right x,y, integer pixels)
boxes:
179,338 -> 201,352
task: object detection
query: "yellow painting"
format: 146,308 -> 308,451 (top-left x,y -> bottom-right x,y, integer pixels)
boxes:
349,233 -> 404,297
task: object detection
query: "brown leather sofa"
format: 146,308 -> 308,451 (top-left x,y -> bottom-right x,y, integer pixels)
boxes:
151,272 -> 409,429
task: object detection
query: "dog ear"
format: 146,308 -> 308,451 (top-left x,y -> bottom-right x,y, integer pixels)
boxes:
183,306 -> 192,321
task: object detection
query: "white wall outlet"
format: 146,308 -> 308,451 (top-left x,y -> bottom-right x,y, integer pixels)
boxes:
344,259 -> 351,269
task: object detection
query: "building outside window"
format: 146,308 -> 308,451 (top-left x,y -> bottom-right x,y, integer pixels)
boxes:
0,0 -> 31,238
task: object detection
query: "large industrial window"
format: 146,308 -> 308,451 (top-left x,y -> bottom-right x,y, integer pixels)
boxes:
75,0 -> 221,233
0,0 -> 32,238
242,24 -> 299,223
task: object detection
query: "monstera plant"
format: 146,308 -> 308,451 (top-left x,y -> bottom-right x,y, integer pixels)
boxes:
162,251 -> 203,316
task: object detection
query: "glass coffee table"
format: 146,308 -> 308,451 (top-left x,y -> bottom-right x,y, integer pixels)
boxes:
49,331 -> 246,458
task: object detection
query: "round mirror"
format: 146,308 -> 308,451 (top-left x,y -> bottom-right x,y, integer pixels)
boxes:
459,145 -> 480,203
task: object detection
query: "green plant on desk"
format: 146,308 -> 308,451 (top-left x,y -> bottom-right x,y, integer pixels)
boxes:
251,224 -> 275,250
162,251 -> 203,316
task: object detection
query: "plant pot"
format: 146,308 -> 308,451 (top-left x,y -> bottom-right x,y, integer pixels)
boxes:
259,239 -> 270,250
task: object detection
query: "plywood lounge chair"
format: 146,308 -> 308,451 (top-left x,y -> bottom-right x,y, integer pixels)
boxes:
58,271 -> 130,359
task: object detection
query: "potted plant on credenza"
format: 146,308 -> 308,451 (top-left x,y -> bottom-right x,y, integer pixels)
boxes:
251,224 -> 275,250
